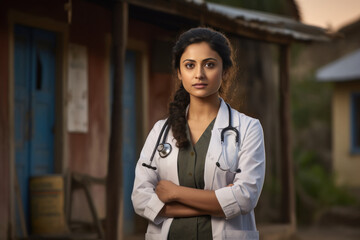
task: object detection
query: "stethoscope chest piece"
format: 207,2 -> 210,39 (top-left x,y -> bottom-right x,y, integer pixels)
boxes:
157,143 -> 172,158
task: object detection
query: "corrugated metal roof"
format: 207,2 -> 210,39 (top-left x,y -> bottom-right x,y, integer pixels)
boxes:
316,49 -> 360,82
207,2 -> 296,24
126,0 -> 334,43
204,2 -> 332,42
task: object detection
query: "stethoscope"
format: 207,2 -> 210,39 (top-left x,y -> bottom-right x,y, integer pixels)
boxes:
142,103 -> 241,173
142,118 -> 172,170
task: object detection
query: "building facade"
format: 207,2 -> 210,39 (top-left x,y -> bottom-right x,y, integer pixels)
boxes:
0,0 -> 331,239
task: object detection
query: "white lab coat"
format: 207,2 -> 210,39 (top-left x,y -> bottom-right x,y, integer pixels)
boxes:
131,99 -> 265,240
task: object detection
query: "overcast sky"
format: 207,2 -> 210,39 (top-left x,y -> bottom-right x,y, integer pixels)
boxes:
296,0 -> 360,30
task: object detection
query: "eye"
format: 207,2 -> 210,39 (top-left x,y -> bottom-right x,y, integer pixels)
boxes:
205,62 -> 215,68
185,63 -> 195,69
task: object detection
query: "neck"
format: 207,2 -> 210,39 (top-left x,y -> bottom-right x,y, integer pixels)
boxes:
188,95 -> 221,121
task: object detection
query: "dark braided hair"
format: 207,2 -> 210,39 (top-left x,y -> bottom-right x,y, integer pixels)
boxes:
168,27 -> 234,148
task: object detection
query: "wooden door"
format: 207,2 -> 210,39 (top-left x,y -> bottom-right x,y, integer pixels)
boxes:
14,24 -> 56,233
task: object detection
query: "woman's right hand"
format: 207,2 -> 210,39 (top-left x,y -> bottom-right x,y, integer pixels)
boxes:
155,180 -> 179,203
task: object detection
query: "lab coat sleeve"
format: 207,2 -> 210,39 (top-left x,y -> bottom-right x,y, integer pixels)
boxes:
131,121 -> 166,225
215,119 -> 265,219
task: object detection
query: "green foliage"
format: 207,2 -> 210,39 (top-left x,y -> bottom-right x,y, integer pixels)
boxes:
291,73 -> 358,224
295,149 -> 356,207
291,73 -> 332,129
294,148 -> 357,224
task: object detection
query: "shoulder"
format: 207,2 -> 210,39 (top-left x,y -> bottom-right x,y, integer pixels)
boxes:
228,109 -> 265,150
230,107 -> 263,134
221,99 -> 259,126
149,118 -> 168,134
153,118 -> 167,128
229,106 -> 260,124
142,118 -> 168,147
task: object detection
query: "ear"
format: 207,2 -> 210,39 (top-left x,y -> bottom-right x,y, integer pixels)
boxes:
177,69 -> 182,80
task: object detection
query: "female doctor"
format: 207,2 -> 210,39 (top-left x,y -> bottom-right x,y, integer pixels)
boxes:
132,27 -> 265,240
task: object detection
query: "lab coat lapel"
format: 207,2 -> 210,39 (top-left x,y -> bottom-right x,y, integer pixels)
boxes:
165,128 -> 179,185
204,99 -> 229,190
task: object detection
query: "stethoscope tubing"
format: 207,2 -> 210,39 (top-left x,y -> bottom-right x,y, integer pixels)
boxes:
142,118 -> 169,170
143,103 -> 241,173
221,103 -> 239,143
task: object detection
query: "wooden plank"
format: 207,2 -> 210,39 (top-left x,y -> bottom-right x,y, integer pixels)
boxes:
83,181 -> 104,239
279,44 -> 296,231
14,172 -> 28,237
106,1 -> 128,239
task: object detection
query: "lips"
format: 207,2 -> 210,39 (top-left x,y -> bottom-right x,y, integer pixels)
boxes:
193,83 -> 208,89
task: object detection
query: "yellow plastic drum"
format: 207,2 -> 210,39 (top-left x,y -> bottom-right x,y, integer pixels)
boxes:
30,175 -> 68,235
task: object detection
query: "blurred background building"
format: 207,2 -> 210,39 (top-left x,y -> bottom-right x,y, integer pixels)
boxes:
0,0 -> 359,240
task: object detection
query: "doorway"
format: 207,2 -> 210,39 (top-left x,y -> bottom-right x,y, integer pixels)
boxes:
14,24 -> 56,233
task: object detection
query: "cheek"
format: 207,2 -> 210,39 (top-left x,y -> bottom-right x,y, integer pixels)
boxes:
209,71 -> 223,83
180,71 -> 192,82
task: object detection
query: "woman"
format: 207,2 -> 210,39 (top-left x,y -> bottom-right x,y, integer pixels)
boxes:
132,27 -> 265,240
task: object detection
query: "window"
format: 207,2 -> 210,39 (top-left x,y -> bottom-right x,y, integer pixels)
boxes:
351,93 -> 360,153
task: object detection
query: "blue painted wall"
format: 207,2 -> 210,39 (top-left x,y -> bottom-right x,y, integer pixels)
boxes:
14,24 -> 56,233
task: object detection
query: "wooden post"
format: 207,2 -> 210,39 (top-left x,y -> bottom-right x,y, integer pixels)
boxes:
279,44 -> 296,231
106,1 -> 128,239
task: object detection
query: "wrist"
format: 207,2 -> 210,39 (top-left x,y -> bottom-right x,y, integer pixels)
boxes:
171,185 -> 181,202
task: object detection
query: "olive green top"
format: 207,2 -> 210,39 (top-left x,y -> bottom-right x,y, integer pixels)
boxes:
168,119 -> 216,240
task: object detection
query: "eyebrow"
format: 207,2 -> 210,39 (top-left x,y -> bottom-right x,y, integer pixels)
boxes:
182,57 -> 218,63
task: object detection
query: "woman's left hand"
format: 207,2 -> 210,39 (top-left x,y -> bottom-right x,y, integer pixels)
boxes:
155,180 -> 179,203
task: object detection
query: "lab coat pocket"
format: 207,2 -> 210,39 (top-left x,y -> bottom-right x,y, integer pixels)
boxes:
223,230 -> 259,240
214,162 -> 236,187
145,233 -> 161,240
145,221 -> 162,240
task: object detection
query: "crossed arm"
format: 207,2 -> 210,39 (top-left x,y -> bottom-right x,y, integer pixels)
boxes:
155,180 -> 229,218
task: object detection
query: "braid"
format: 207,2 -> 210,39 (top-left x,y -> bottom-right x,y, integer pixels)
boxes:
168,84 -> 190,148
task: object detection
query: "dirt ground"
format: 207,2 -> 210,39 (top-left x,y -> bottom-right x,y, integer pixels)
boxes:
127,226 -> 360,240
126,222 -> 360,240
295,226 -> 360,240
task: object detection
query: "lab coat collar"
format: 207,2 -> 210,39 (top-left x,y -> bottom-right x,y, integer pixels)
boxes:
184,98 -> 239,129
213,98 -> 239,130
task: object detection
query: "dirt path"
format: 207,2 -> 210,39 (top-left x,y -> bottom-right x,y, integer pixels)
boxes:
296,226 -> 360,240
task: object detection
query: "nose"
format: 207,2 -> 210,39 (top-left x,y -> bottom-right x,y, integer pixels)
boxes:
195,66 -> 204,80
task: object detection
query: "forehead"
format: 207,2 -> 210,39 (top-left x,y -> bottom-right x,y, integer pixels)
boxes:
181,42 -> 221,60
